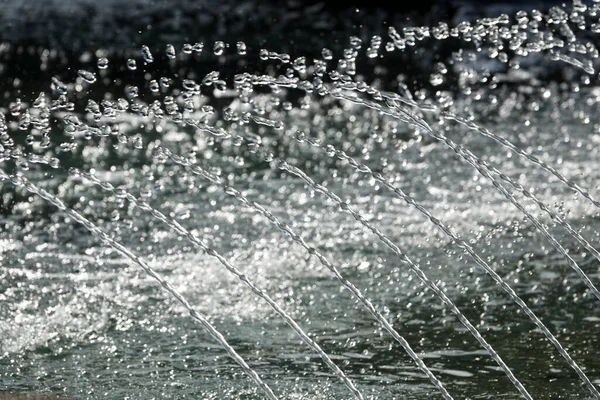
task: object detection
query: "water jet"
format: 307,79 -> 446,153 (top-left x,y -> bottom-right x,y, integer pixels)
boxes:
1,0 -> 599,398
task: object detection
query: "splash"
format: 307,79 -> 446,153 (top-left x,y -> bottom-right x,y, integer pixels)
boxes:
1,1 -> 600,399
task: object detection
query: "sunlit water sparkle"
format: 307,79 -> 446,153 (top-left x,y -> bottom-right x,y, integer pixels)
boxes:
1,1 -> 600,399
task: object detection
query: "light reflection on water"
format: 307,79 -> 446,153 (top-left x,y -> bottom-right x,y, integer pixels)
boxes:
2,2 -> 600,398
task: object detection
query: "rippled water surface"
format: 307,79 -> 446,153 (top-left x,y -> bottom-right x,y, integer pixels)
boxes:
1,1 -> 600,399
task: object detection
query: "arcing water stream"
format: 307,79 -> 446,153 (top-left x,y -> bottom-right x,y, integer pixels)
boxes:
1,1 -> 600,398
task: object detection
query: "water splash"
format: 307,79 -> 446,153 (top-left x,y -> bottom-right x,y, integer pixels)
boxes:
0,170 -> 278,400
2,1 -> 600,398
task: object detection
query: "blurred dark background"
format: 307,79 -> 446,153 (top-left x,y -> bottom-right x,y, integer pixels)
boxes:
0,0 -> 584,104
0,0 -> 566,51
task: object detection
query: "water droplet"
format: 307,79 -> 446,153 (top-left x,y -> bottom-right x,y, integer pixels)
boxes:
182,43 -> 193,54
97,57 -> 109,69
149,79 -> 160,93
201,105 -> 215,114
202,71 -> 220,86
350,36 -> 363,49
214,80 -> 227,91
78,69 -> 97,84
248,143 -> 259,153
18,111 -> 30,130
33,93 -> 46,108
166,44 -> 176,59
293,57 -> 307,74
160,77 -> 171,89
295,131 -> 306,142
51,77 -> 68,94
236,41 -> 247,55
326,145 -> 336,157
430,73 -> 444,86
182,79 -> 196,92
141,45 -> 154,63
232,136 -> 243,146
126,85 -> 139,98
214,41 -> 225,56
49,157 -> 60,169
9,99 -> 22,116
193,43 -> 204,53
184,100 -> 194,113
127,59 -> 137,70
366,47 -> 379,58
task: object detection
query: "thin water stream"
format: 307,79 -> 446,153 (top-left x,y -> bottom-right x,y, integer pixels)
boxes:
1,1 -> 600,399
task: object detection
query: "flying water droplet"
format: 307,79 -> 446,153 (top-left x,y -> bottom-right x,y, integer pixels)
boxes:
51,77 -> 68,94
127,59 -> 137,70
9,99 -> 22,116
141,45 -> 154,63
149,79 -> 160,93
350,36 -> 362,49
214,41 -> 226,56
166,44 -> 176,59
159,77 -> 171,89
78,69 -> 97,84
237,42 -> 247,55
193,43 -> 204,54
33,93 -> 46,108
126,85 -> 139,98
48,157 -> 60,169
18,111 -> 30,130
133,136 -> 143,149
183,79 -> 197,91
97,57 -> 109,69
430,73 -> 444,86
